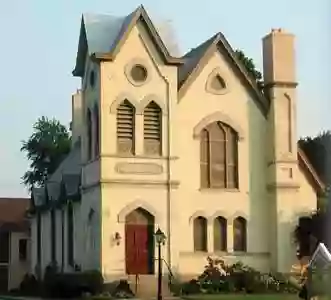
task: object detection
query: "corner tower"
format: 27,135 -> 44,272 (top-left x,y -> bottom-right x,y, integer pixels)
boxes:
263,29 -> 299,272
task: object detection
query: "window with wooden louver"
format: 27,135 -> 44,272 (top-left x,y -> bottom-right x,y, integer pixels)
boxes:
117,100 -> 135,155
143,101 -> 162,156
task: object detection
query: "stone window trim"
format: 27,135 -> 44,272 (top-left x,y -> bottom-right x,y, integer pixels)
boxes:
189,210 -> 209,224
190,211 -> 248,253
110,93 -> 167,115
193,216 -> 208,252
193,111 -> 245,141
117,199 -> 161,224
124,58 -> 151,87
233,216 -> 247,252
189,211 -> 247,224
205,67 -> 230,95
200,121 -> 239,189
143,101 -> 162,156
140,94 -> 167,116
116,100 -> 135,155
213,216 -> 227,252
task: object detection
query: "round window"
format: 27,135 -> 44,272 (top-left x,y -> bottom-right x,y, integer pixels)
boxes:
89,70 -> 96,88
130,65 -> 148,83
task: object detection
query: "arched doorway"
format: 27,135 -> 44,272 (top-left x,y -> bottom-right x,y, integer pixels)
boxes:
125,208 -> 155,274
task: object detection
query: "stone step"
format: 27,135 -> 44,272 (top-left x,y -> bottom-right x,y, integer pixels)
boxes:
128,275 -> 172,299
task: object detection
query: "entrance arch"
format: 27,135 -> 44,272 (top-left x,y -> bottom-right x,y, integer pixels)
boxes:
125,207 -> 155,274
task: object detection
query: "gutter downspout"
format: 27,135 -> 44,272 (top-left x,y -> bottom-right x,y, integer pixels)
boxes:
161,74 -> 172,270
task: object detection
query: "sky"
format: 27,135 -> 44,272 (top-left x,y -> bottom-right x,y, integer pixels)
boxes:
0,0 -> 330,197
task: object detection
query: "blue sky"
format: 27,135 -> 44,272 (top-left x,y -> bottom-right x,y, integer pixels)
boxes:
0,0 -> 330,197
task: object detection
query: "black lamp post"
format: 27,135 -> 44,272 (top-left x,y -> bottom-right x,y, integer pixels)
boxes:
155,228 -> 166,300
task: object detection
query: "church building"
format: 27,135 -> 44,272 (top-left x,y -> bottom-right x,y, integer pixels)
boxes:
29,5 -> 324,288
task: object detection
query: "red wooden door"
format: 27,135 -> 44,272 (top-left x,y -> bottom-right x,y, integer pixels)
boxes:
135,225 -> 148,274
125,224 -> 149,274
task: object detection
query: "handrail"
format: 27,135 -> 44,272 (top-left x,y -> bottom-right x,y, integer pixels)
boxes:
154,257 -> 175,285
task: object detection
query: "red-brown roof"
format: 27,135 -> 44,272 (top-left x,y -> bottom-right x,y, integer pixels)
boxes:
0,198 -> 30,232
297,148 -> 325,195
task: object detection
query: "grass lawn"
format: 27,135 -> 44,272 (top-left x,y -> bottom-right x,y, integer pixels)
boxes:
182,294 -> 299,300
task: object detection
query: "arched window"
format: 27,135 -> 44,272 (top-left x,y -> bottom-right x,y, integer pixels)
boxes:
233,217 -> 247,252
36,212 -> 42,271
200,121 -> 238,189
213,216 -> 227,252
93,104 -> 100,157
117,100 -> 135,155
86,109 -> 92,161
67,202 -> 74,266
143,101 -> 162,156
50,209 -> 56,263
193,216 -> 207,252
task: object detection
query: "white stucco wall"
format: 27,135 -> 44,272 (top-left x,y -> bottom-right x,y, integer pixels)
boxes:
8,232 -> 30,290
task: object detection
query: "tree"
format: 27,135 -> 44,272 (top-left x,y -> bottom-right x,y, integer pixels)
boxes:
21,116 -> 71,191
293,131 -> 331,257
299,130 -> 331,190
293,210 -> 325,257
235,49 -> 263,89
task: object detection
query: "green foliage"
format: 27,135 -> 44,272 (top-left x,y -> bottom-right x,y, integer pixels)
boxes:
235,49 -> 263,89
14,273 -> 40,296
293,211 -> 325,257
21,116 -> 71,190
171,257 -> 297,296
299,130 -> 331,190
43,264 -> 104,298
109,280 -> 135,298
294,131 -> 331,257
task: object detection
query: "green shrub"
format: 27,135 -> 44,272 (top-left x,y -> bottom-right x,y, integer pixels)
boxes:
110,280 -> 135,298
19,273 -> 40,296
181,279 -> 201,295
42,267 -> 103,298
173,257 -> 298,296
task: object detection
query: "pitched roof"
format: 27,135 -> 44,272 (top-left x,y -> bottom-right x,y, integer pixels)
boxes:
73,5 -> 182,76
178,34 -> 217,88
0,198 -> 30,232
178,33 -> 269,115
298,148 -> 325,194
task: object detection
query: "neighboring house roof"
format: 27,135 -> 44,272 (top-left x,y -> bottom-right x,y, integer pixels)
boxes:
298,148 -> 325,194
0,198 -> 30,232
70,5 -> 324,195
